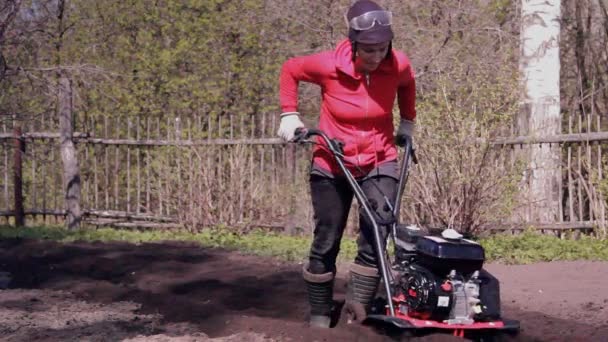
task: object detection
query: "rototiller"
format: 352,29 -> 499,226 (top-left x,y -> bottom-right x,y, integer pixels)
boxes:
294,128 -> 520,340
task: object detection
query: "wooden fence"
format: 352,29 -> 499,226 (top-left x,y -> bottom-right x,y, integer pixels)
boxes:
0,113 -> 314,232
0,112 -> 607,236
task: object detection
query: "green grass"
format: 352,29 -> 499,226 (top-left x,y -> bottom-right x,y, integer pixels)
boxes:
1,225 -> 607,264
482,230 -> 608,264
0,224 -> 357,263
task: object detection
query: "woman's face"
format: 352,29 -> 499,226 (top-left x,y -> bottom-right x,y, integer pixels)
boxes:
355,41 -> 390,73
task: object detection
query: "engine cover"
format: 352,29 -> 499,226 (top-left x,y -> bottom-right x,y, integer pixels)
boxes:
400,263 -> 453,320
415,236 -> 485,276
399,263 -> 485,323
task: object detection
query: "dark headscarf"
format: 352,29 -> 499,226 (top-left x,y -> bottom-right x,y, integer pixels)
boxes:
346,0 -> 394,44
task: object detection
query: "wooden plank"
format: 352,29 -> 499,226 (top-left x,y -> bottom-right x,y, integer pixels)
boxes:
282,144 -> 288,219
92,117 -> 98,209
240,115 -> 245,140
239,114 -> 245,222
558,146 -> 563,223
586,114 -> 593,221
577,113 -> 584,220
251,113 -> 256,138
3,122 -> 8,211
188,117 -> 194,227
218,114 -> 223,223
41,113 -> 47,224
165,117 -> 171,217
271,113 -> 276,139
271,144 -> 276,218
249,116 -> 255,221
114,116 -> 119,209
230,113 -> 234,139
207,115 -> 212,141
42,137 -> 48,224
13,126 -> 24,226
0,209 -> 65,217
52,134 -> 59,224
291,145 -> 300,214
490,132 -> 608,145
218,152 -> 223,223
204,145 -> 210,224
176,117 -> 182,216
127,119 -> 131,212
597,114 -> 605,227
260,145 -> 265,223
238,146 -> 245,223
196,115 -> 203,225
248,145 -> 254,222
0,132 -> 89,139
104,116 -> 109,209
85,209 -> 176,222
30,121 -> 37,212
157,117 -> 163,215
487,221 -> 601,231
5,130 -> 608,147
567,113 -> 574,221
6,131 -> 608,147
85,220 -> 182,230
136,117 -> 141,214
230,114 -> 234,223
206,115 -> 212,223
146,117 -> 151,213
83,130 -> 89,210
228,145 -> 233,223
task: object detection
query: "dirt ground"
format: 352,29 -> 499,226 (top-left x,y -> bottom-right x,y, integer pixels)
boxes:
0,238 -> 607,342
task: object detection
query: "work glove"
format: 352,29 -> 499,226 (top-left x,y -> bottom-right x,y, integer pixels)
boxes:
396,119 -> 415,147
277,112 -> 305,142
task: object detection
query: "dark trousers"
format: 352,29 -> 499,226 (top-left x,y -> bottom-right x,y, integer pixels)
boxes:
307,174 -> 397,274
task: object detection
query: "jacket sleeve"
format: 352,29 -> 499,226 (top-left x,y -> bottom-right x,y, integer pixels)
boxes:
397,58 -> 417,122
279,52 -> 330,113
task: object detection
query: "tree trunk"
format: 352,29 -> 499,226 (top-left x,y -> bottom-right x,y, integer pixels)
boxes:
518,0 -> 562,223
58,76 -> 82,230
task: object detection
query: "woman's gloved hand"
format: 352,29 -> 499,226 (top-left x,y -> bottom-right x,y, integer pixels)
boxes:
277,112 -> 305,141
396,119 -> 415,147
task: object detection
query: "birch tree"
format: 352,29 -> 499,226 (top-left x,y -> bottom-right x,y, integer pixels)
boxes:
56,0 -> 81,229
58,76 -> 81,229
518,0 -> 562,222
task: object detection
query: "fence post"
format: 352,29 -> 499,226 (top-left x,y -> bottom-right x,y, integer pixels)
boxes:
13,126 -> 24,227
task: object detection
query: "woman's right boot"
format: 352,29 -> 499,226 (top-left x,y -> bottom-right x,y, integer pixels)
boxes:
302,264 -> 334,328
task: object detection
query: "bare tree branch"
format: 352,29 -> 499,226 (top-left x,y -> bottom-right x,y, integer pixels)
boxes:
0,0 -> 21,44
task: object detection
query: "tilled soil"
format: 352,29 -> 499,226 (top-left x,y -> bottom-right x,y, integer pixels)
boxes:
0,238 -> 607,341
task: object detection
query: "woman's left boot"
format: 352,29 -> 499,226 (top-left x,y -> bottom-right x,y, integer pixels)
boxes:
344,263 -> 380,324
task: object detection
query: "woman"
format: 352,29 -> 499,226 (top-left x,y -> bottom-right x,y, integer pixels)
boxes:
277,0 -> 417,328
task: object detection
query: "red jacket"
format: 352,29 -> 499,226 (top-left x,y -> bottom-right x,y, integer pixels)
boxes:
279,39 -> 416,177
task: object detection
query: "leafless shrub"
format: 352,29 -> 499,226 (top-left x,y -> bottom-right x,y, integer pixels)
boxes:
404,64 -> 523,236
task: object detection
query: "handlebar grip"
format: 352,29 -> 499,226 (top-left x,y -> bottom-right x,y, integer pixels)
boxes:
293,127 -> 324,142
293,127 -> 308,142
304,128 -> 321,136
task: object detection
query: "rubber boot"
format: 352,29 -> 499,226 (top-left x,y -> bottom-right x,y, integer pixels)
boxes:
302,264 -> 334,328
345,263 -> 380,324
